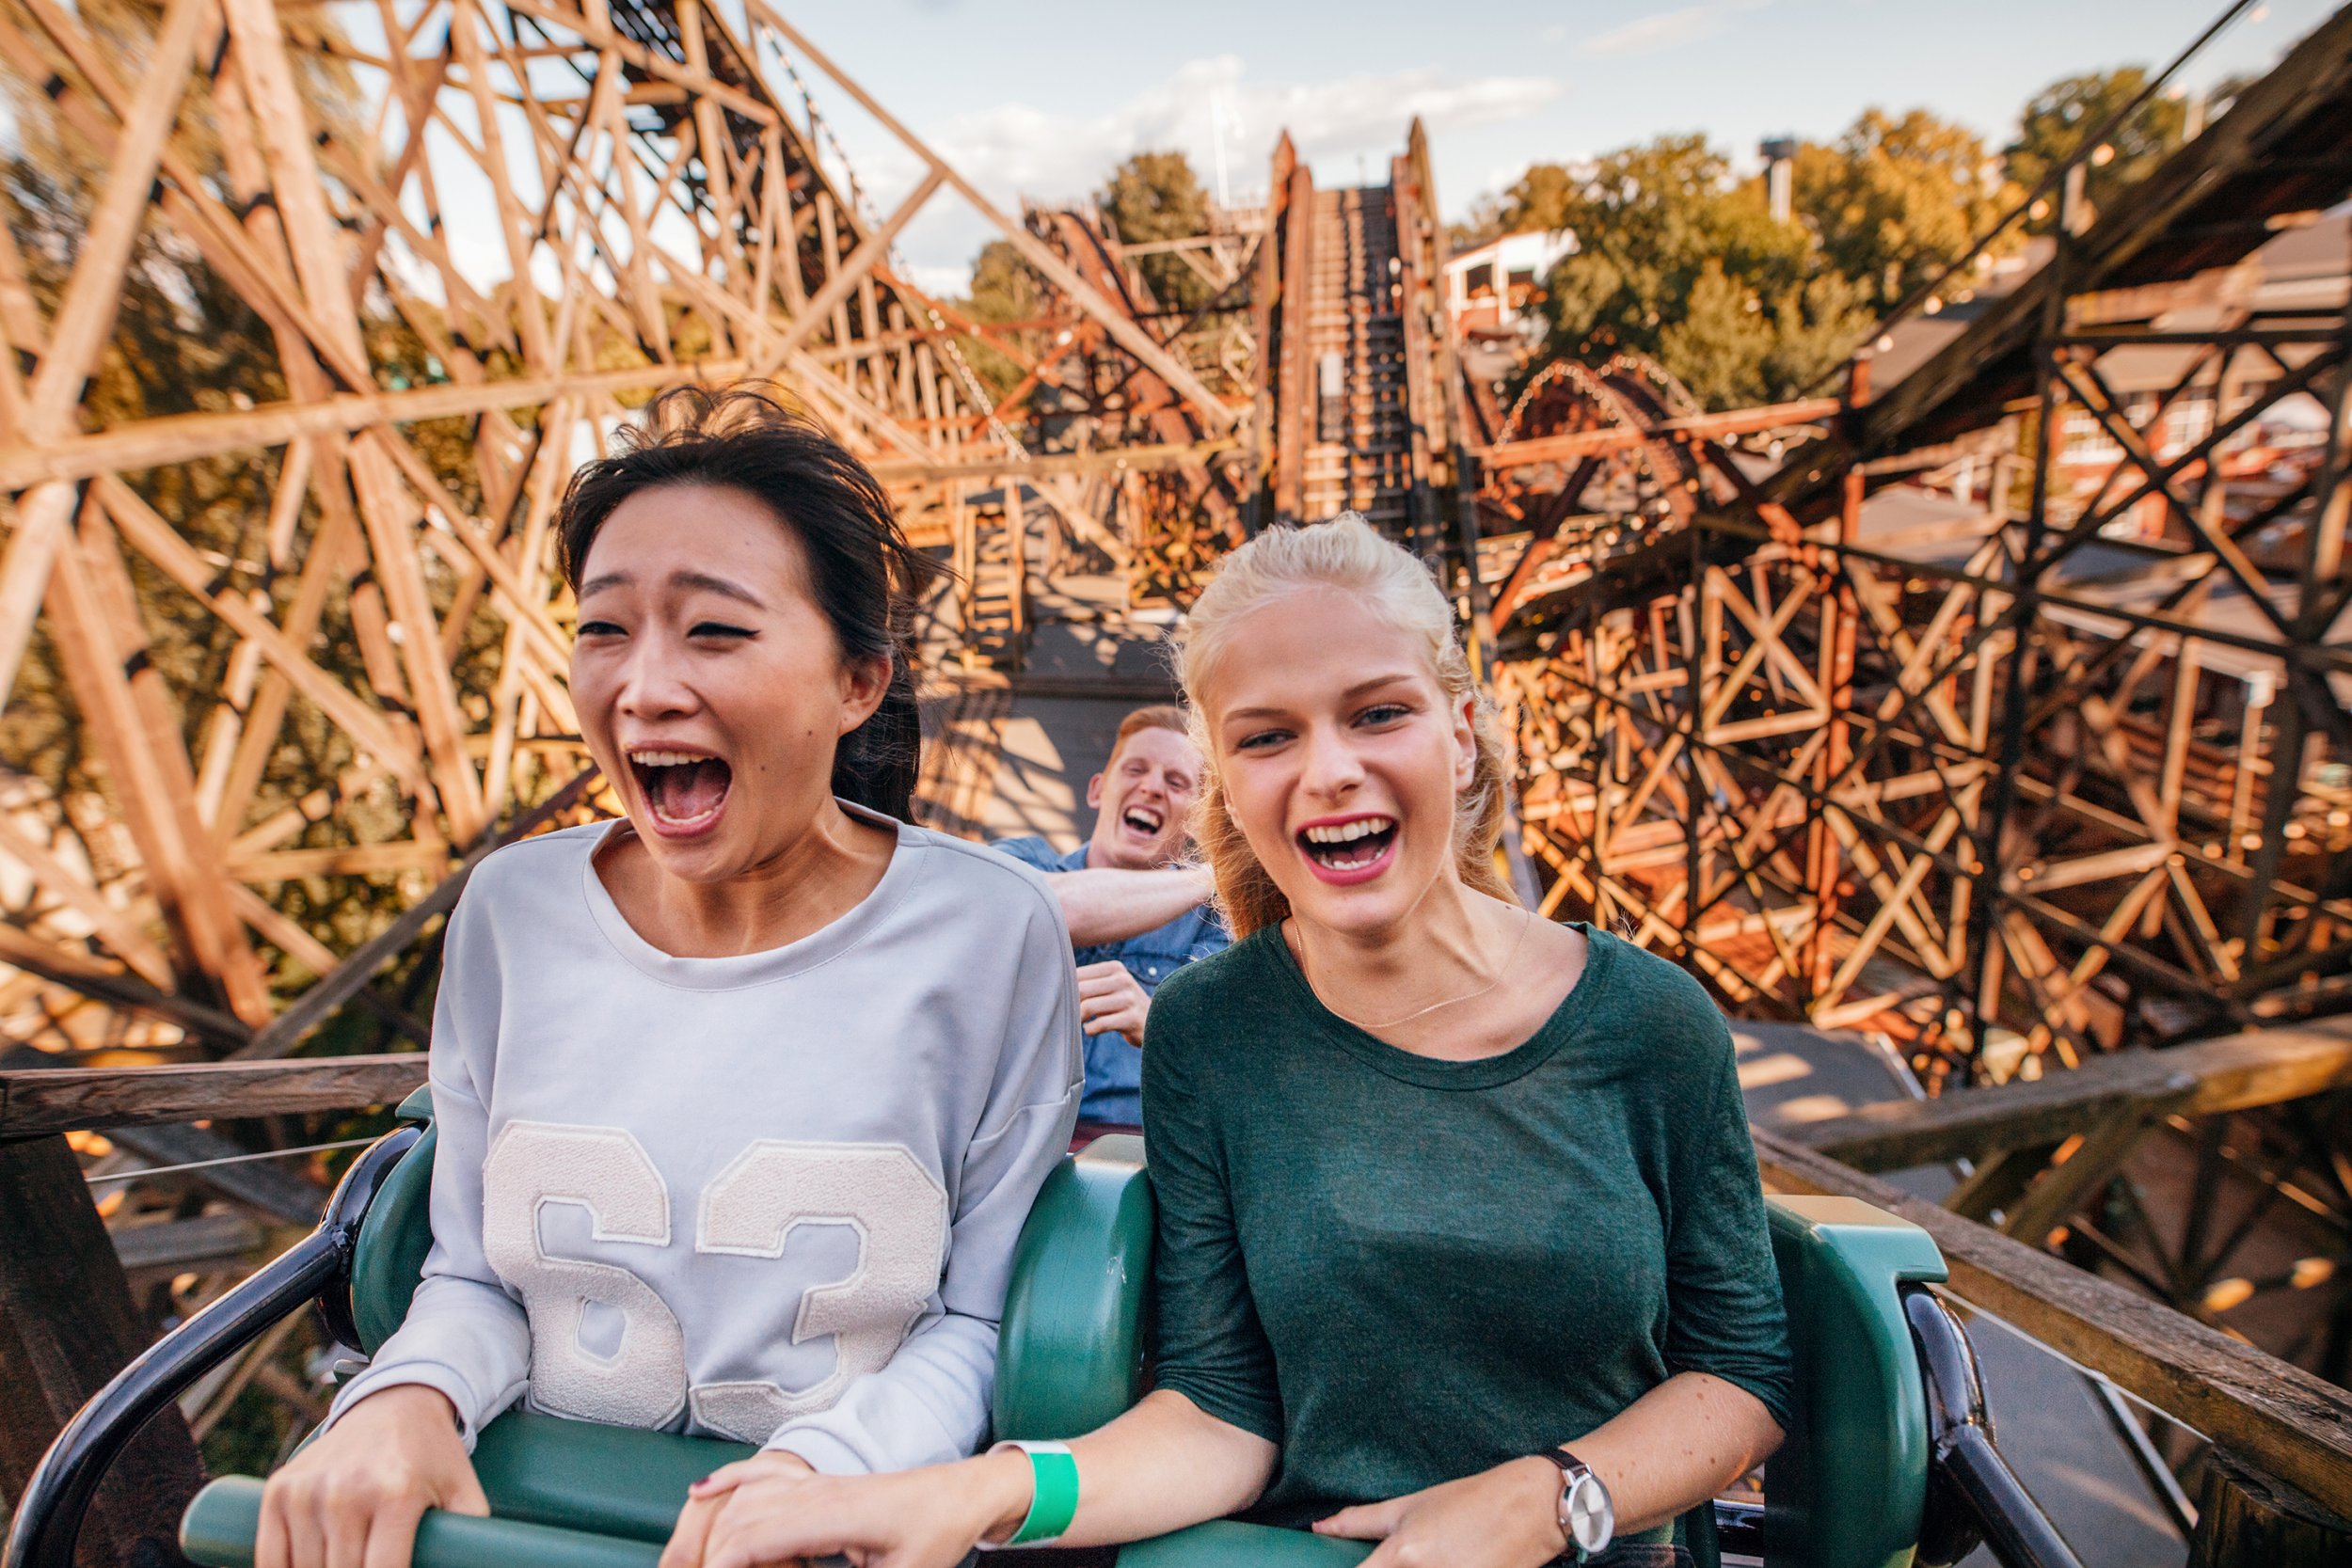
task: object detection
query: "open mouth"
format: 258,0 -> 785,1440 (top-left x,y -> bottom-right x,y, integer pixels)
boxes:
1120,804 -> 1167,839
1296,815 -> 1398,880
627,747 -> 733,835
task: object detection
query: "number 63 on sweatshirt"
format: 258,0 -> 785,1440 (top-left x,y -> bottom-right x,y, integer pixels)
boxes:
325,808 -> 1084,1477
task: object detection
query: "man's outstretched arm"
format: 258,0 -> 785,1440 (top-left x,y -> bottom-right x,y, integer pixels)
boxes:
1043,865 -> 1216,945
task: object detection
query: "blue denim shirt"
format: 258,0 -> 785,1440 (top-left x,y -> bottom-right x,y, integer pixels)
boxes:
993,837 -> 1229,1126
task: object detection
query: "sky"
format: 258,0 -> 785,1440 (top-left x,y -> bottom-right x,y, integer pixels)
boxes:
774,0 -> 2339,293
4,0 -> 2331,303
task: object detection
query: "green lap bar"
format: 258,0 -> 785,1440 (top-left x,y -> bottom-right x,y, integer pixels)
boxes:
182,1478 -> 660,1568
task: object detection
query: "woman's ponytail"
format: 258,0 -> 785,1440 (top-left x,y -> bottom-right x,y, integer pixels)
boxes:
831,646 -> 923,821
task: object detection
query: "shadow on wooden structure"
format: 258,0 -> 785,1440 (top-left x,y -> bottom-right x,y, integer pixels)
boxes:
1492,8 -> 2352,1071
7,2 -> 2352,1561
0,0 -> 1248,1073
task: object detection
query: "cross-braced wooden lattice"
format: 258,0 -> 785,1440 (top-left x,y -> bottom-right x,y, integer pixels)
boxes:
0,0 -> 1241,1059
1489,12 -> 2352,1076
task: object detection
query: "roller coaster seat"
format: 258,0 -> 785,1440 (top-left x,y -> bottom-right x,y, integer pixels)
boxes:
167,1091 -> 1947,1568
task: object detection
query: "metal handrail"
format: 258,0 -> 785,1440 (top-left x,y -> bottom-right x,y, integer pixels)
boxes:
2,1127 -> 420,1568
1905,1286 -> 2088,1568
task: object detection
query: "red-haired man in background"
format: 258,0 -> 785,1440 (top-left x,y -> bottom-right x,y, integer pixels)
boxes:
994,706 -> 1226,1132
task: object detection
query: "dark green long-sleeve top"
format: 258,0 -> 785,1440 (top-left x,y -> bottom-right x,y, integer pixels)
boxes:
1139,923 -> 1792,1528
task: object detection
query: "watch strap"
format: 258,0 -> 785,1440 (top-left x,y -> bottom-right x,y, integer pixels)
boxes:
1537,1447 -> 1591,1481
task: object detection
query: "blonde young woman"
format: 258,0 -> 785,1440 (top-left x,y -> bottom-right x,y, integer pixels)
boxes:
671,515 -> 1790,1568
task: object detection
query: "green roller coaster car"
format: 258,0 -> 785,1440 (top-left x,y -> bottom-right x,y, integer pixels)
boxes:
7,1087 -> 2077,1568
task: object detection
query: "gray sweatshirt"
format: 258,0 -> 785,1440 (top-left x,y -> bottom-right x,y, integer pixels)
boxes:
326,811 -> 1083,1474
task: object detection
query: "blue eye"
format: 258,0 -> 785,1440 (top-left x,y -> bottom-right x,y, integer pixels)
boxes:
1358,704 -> 1410,726
1235,729 -> 1291,751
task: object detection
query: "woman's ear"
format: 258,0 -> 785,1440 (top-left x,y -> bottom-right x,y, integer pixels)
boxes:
837,652 -> 891,735
1453,691 -> 1478,792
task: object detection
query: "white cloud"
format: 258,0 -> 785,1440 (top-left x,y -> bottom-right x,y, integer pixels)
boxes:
1581,0 -> 1771,59
798,55 -> 1558,289
899,55 -> 1559,214
901,261 -> 972,298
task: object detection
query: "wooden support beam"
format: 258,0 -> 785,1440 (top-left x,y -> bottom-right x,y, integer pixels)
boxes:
0,926 -> 252,1047
1994,1098 -> 2171,1243
866,438 -> 1237,487
750,2 -> 1238,434
1944,1138 -> 2064,1225
37,499 -> 268,1022
2191,1450 -> 2352,1566
504,0 -> 778,125
0,811 -> 176,991
112,1212 -> 263,1275
0,0 -> 209,714
1473,398 -> 1843,472
1755,1128 -> 2352,1509
1777,1022 -> 2352,1171
1272,158 -> 1315,522
106,1124 -> 327,1227
0,359 -> 749,492
751,166 -> 945,376
0,1054 -> 426,1138
17,0 -> 208,436
0,484 -> 72,715
0,1134 -> 205,1563
230,768 -> 600,1061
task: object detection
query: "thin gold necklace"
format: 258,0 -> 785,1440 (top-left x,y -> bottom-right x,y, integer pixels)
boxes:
1300,910 -> 1536,1033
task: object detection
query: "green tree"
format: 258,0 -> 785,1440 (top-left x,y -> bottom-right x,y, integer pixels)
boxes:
1491,162 -> 1581,236
1542,137 -> 1804,332
1793,108 -> 2019,309
953,237 -> 1046,403
1530,136 -> 1824,405
1448,192 -> 1508,252
1097,150 -> 1214,314
1657,260 -> 1776,408
1760,268 -> 1880,400
968,237 -> 1044,322
2005,68 -> 2187,230
1512,126 -> 1914,406
1450,165 -> 1575,252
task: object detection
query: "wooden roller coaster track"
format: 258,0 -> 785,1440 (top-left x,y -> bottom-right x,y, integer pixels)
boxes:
7,0 -> 2352,1558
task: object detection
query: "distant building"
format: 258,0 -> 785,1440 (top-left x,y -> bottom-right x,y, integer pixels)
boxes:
1445,229 -> 1576,345
1868,215 -> 2350,548
2049,214 -> 2346,546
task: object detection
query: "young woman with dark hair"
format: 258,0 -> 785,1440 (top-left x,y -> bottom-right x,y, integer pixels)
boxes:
553,386 -> 932,823
253,387 -> 1082,1568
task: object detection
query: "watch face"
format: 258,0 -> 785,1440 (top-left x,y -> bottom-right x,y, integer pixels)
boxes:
1566,1473 -> 1614,1554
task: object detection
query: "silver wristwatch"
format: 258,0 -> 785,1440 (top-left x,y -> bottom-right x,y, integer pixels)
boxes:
1537,1448 -> 1614,1561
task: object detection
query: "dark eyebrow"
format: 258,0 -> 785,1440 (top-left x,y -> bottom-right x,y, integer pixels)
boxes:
577,568 -> 765,609
672,570 -> 765,608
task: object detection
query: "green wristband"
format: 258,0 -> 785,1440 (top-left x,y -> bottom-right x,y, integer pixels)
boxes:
990,1440 -> 1078,1548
